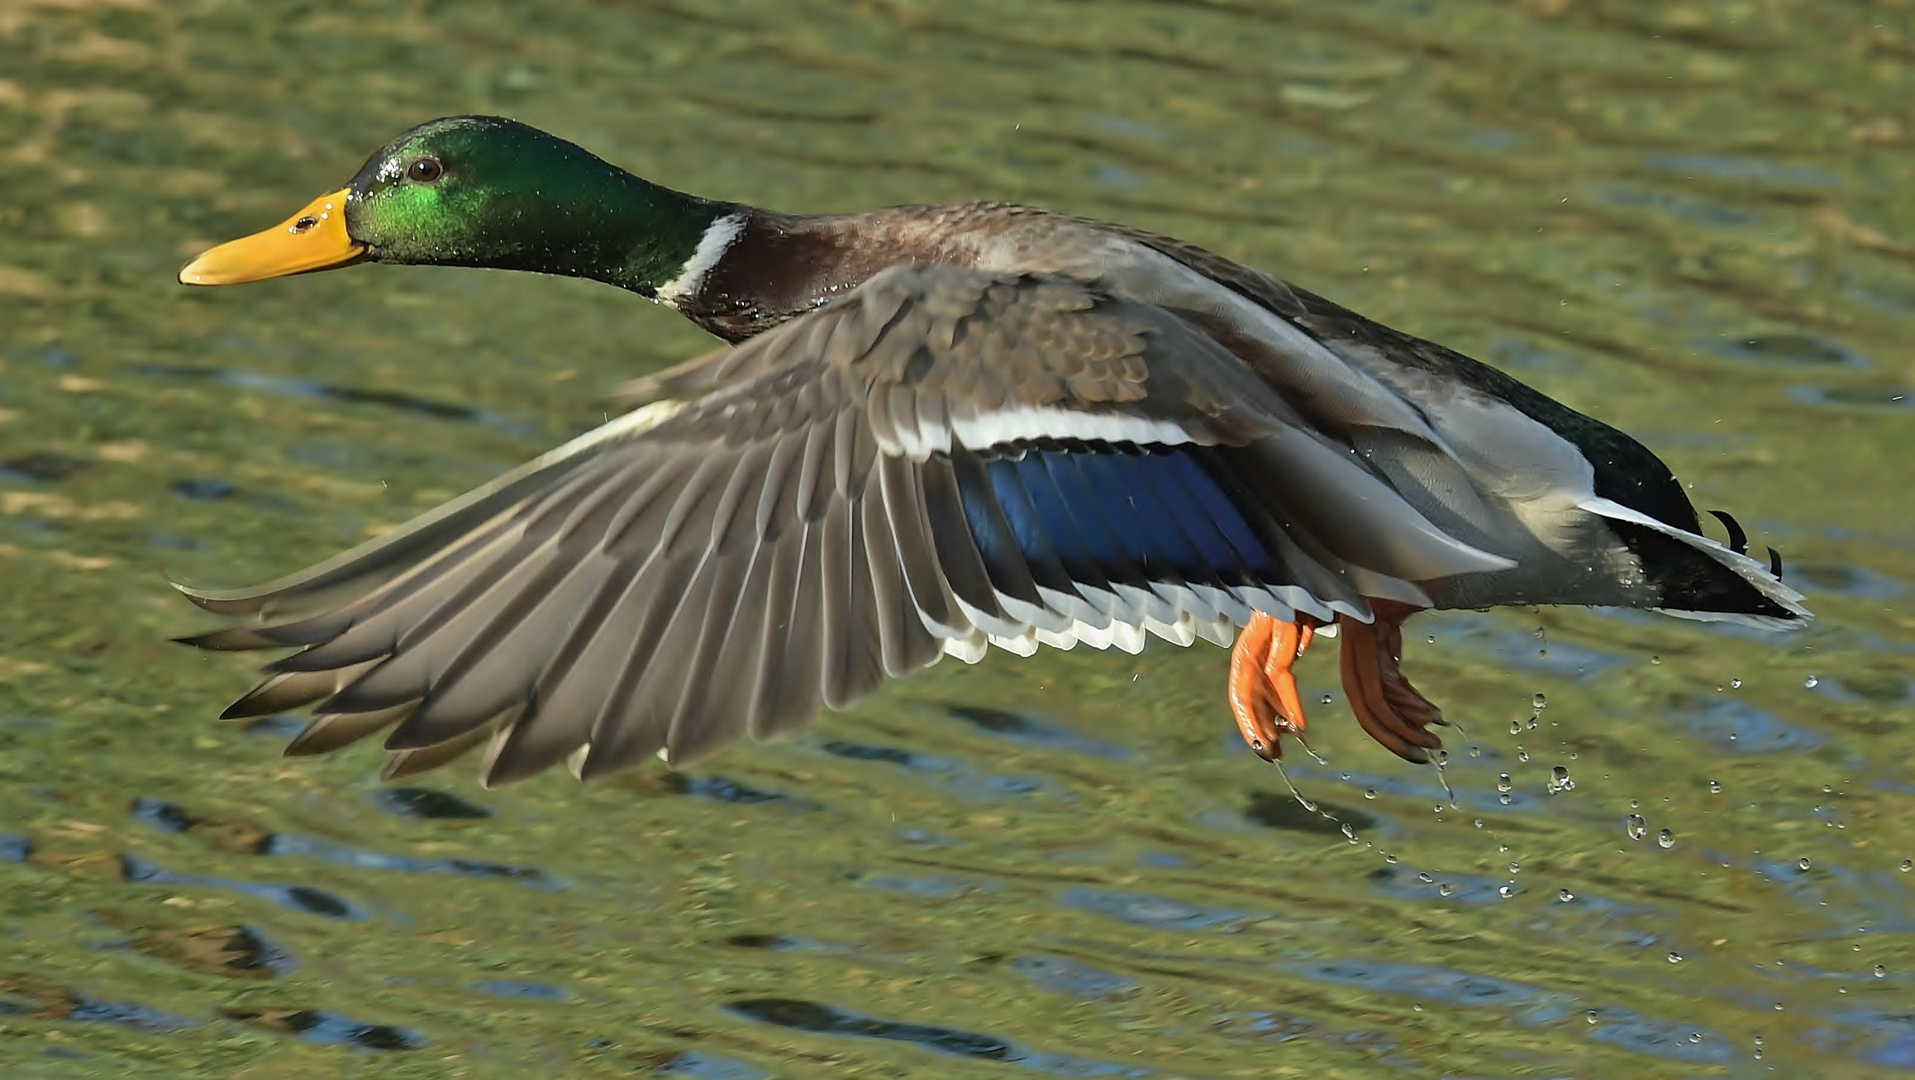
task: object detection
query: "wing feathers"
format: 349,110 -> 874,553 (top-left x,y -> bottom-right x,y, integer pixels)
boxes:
754,521 -> 826,742
180,262 -> 1533,785
286,702 -> 417,757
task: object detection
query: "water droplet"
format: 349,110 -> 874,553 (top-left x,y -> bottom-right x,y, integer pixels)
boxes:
1438,883 -> 1453,897
1498,792 -> 1512,805
1341,823 -> 1358,843
1754,1037 -> 1764,1046
1363,788 -> 1376,800
1547,765 -> 1574,794
1689,1033 -> 1702,1043
1797,857 -> 1812,871
1658,829 -> 1675,849
1339,771 -> 1352,781
1585,1010 -> 1598,1024
1509,719 -> 1522,735
1630,799 -> 1640,809
1517,747 -> 1530,763
1385,854 -> 1399,864
1901,859 -> 1912,873
1472,818 -> 1484,829
1708,779 -> 1722,793
1509,862 -> 1521,873
1668,952 -> 1683,964
1426,635 -> 1435,644
1875,965 -> 1887,978
1417,872 -> 1434,883
1650,654 -> 1661,664
1627,814 -> 1648,841
1498,884 -> 1515,898
1754,1049 -> 1764,1061
1497,773 -> 1513,793
1558,888 -> 1574,902
1527,713 -> 1540,730
1730,678 -> 1742,689
1805,675 -> 1819,688
1435,749 -> 1448,766
1469,745 -> 1481,758
1320,693 -> 1333,705
1532,693 -> 1547,709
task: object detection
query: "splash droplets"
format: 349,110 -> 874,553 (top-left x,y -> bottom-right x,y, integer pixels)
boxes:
1546,765 -> 1574,794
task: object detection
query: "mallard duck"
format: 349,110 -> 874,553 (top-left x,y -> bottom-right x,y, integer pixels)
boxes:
174,116 -> 1808,785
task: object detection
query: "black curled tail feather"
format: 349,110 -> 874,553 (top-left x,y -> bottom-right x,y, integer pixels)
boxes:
1582,496 -> 1810,629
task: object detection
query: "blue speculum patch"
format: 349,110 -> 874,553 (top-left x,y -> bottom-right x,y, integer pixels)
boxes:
958,441 -> 1279,601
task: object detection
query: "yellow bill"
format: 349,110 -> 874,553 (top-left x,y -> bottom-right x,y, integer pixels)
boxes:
178,189 -> 366,285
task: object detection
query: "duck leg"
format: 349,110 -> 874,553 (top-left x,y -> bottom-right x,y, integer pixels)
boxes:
1228,611 -> 1316,760
1336,599 -> 1445,763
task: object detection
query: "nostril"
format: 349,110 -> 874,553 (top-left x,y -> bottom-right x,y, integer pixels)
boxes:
291,216 -> 319,233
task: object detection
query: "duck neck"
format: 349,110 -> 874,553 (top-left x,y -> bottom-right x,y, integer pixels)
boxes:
577,177 -> 743,301
640,205 -> 749,305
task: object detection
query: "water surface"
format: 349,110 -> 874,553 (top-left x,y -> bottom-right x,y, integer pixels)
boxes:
2,1 -> 1912,1076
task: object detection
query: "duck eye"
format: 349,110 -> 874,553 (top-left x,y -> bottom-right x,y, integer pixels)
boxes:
405,156 -> 444,183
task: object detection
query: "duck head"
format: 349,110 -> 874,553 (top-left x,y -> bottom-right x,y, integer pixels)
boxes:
178,116 -> 723,295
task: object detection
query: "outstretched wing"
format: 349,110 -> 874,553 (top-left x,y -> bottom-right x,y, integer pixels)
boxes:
177,265 -> 1508,786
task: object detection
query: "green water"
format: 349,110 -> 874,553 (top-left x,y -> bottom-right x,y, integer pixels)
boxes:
3,1 -> 1912,1076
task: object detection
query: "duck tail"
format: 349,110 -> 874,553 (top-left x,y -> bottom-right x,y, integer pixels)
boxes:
1579,496 -> 1812,631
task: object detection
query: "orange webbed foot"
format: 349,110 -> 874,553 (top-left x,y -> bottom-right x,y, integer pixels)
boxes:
1336,600 -> 1446,763
1229,612 -> 1316,761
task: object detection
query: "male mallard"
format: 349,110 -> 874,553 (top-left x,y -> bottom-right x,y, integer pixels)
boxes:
175,116 -> 1808,785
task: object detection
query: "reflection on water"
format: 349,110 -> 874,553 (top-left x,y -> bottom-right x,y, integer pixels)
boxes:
1,0 -> 1911,1076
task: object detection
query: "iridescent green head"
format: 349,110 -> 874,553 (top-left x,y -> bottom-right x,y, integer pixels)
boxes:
179,116 -> 724,296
